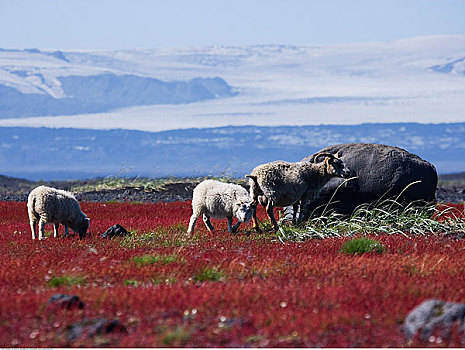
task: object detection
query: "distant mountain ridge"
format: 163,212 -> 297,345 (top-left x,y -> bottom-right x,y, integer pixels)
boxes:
0,74 -> 235,118
1,123 -> 464,180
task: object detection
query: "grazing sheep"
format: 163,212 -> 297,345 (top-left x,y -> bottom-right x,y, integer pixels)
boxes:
246,153 -> 351,232
187,179 -> 255,235
28,185 -> 89,240
297,143 -> 438,219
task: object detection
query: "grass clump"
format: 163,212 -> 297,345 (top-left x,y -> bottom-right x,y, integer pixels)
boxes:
132,254 -> 183,266
276,200 -> 465,242
274,181 -> 465,242
161,326 -> 191,346
48,275 -> 87,287
193,267 -> 225,282
124,279 -> 139,287
120,224 -> 189,249
71,176 -> 178,193
70,175 -> 247,193
340,238 -> 384,255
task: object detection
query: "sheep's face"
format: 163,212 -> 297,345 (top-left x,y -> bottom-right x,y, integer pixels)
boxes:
326,157 -> 351,178
76,218 -> 90,239
235,201 -> 255,223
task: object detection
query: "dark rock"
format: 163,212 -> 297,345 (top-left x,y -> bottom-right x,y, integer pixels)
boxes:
301,143 -> 438,217
404,299 -> 465,341
62,318 -> 126,342
47,294 -> 84,310
101,224 -> 130,239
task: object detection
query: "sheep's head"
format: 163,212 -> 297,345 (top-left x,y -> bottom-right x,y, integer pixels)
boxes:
76,217 -> 90,239
314,153 -> 351,178
234,200 -> 256,223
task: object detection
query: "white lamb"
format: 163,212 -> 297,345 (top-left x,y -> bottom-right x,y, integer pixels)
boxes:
187,179 -> 255,235
246,153 -> 351,232
27,185 -> 90,240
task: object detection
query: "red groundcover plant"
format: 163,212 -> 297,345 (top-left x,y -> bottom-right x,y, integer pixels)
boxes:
1,201 -> 465,347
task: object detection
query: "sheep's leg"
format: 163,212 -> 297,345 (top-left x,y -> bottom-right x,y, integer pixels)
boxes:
187,214 -> 198,234
64,225 -> 69,237
251,206 -> 261,232
266,202 -> 279,232
203,214 -> 214,232
231,221 -> 242,234
297,194 -> 310,224
38,218 -> 46,240
292,202 -> 299,225
53,223 -> 59,238
30,219 -> 37,240
227,217 -> 233,232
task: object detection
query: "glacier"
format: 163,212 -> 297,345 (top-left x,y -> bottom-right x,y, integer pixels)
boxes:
0,35 -> 464,129
1,36 -> 465,179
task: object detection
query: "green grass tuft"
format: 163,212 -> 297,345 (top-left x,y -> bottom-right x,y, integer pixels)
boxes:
132,254 -> 184,266
276,199 -> 465,242
48,275 -> 87,287
193,267 -> 226,282
161,326 -> 191,346
340,238 -> 384,255
124,279 -> 139,287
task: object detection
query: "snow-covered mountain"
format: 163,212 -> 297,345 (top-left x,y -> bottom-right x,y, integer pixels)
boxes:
1,36 -> 464,130
1,36 -> 465,179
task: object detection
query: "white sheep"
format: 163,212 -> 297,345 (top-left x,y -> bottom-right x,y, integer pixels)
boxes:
187,179 -> 255,235
27,185 -> 90,240
246,153 -> 351,231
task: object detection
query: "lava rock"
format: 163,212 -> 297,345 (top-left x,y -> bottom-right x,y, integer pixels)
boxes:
47,294 -> 84,310
300,143 -> 438,218
101,224 -> 130,239
61,318 -> 126,342
404,299 -> 465,341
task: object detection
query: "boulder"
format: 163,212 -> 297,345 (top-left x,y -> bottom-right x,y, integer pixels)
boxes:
61,318 -> 126,342
300,143 -> 437,217
47,294 -> 84,310
101,224 -> 130,239
404,299 -> 465,342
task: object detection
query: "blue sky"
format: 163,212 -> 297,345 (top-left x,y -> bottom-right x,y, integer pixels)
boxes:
1,0 -> 464,49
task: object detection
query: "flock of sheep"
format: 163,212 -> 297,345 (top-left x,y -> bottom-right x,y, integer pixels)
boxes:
27,152 -> 351,240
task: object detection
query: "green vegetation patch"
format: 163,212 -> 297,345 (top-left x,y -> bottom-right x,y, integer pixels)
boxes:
70,175 -> 247,193
48,275 -> 87,287
120,224 -> 189,249
124,279 -> 139,287
132,254 -> 184,266
276,200 -> 465,241
161,326 -> 191,346
193,266 -> 226,282
340,238 -> 384,255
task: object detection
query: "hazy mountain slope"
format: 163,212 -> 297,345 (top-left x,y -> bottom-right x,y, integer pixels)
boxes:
1,123 -> 463,180
0,72 -> 235,118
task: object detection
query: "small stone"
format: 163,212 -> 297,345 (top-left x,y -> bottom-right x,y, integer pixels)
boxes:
101,224 -> 130,239
47,294 -> 84,310
404,299 -> 465,342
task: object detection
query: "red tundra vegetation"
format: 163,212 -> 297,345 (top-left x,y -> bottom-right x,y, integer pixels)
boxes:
1,200 -> 465,347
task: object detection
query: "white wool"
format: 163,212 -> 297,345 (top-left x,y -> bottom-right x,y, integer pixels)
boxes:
28,185 -> 89,240
187,180 -> 254,234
